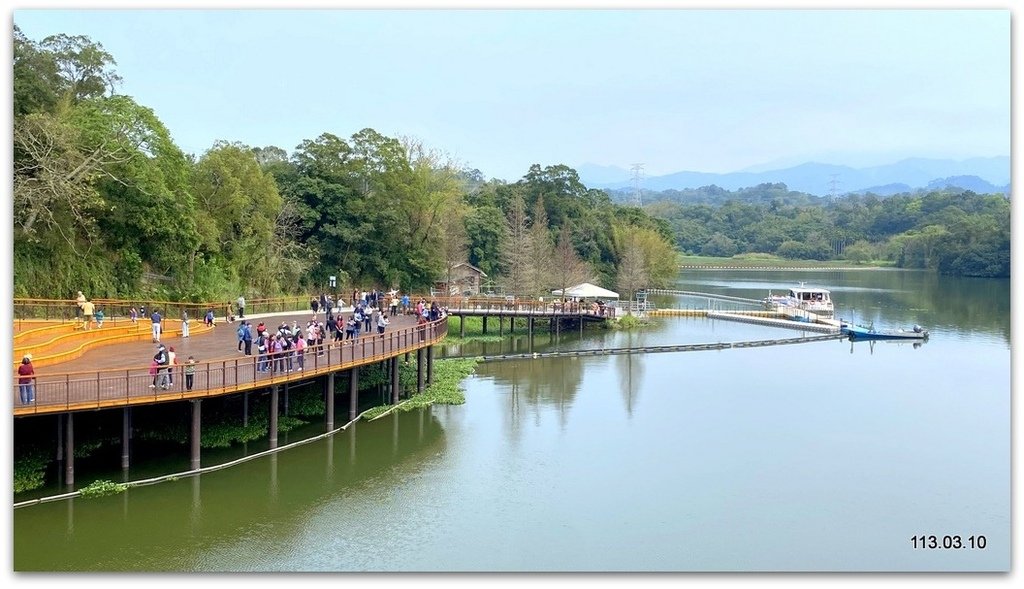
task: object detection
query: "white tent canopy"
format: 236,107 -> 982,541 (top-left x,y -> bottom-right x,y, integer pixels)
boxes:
551,282 -> 619,300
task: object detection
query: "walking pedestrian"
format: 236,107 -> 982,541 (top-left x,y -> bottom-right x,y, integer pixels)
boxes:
181,310 -> 190,338
237,295 -> 246,319
237,321 -> 246,353
204,308 -> 215,327
294,333 -> 305,370
17,355 -> 35,405
94,307 -> 104,328
151,344 -> 169,389
75,291 -> 86,319
377,312 -> 389,334
311,296 -> 319,316
130,307 -> 138,324
167,346 -> 177,386
242,321 -> 253,356
80,298 -> 95,330
151,309 -> 163,342
256,334 -> 269,372
185,356 -> 196,391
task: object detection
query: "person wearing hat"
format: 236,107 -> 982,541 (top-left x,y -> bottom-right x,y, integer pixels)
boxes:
17,354 -> 35,405
75,291 -> 86,319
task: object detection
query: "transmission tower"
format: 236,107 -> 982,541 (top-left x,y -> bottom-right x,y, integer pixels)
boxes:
828,174 -> 841,199
630,163 -> 644,206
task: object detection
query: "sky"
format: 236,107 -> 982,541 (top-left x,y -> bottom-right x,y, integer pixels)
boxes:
10,3 -> 1011,182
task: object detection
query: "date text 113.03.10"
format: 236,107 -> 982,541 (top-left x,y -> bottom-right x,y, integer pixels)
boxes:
911,535 -> 987,550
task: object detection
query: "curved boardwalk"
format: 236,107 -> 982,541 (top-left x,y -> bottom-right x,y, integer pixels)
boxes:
13,310 -> 445,416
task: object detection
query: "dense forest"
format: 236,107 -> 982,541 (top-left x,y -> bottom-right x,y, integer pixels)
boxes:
12,28 -> 679,302
627,183 -> 1009,278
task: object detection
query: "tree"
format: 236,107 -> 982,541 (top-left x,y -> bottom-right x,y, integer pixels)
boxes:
38,33 -> 122,103
525,197 -> 553,295
500,190 -> 531,295
551,223 -> 591,301
615,240 -> 648,312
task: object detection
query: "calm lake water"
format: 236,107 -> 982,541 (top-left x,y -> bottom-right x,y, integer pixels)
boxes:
13,269 -> 1010,571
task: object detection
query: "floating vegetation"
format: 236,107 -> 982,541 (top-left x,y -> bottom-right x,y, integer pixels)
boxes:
79,479 -> 128,498
362,358 -> 479,420
14,448 -> 48,494
610,314 -> 655,330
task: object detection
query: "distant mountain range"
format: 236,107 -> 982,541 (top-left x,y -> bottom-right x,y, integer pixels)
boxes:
577,157 -> 1010,196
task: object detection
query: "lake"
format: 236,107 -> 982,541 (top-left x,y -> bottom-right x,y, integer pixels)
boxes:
12,269 -> 1010,571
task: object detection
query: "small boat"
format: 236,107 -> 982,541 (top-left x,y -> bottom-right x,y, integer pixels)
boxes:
841,322 -> 929,341
763,283 -> 834,316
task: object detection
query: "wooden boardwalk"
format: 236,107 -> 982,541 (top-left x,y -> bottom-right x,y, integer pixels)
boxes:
14,310 -> 445,417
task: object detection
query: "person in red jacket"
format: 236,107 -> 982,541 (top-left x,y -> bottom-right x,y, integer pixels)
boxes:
18,355 -> 35,405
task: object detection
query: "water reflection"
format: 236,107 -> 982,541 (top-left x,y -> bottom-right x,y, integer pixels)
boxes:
14,408 -> 448,571
615,352 -> 645,417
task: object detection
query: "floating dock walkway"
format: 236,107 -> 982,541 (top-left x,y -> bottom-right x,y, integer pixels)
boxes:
469,332 -> 845,362
647,308 -> 843,334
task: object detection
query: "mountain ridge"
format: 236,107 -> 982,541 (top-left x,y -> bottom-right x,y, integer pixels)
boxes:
578,156 -> 1010,196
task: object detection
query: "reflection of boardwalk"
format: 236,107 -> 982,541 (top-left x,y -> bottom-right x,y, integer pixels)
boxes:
14,311 -> 446,416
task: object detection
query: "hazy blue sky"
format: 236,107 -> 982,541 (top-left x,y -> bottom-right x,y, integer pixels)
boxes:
13,8 -> 1010,181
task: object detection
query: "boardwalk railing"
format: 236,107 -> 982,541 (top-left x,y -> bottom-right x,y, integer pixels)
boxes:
13,295 -> 314,326
427,296 -> 616,318
13,318 -> 447,416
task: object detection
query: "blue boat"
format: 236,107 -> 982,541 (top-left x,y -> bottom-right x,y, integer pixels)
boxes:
840,322 -> 929,341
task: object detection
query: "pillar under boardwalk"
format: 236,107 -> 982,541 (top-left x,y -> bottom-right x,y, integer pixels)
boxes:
325,372 -> 335,430
417,348 -> 425,393
482,316 -> 488,334
121,407 -> 131,470
391,356 -> 400,404
460,316 -> 465,338
269,385 -> 279,450
190,400 -> 202,470
348,368 -> 359,421
426,345 -> 434,385
64,412 -> 74,488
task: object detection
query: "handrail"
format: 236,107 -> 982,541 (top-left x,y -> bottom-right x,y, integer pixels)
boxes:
13,295 -> 315,324
13,317 -> 448,417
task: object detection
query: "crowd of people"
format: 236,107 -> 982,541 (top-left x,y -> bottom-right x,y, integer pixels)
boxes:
23,289 -> 448,402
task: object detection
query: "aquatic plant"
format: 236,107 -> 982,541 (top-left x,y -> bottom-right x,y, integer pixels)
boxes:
79,479 -> 128,498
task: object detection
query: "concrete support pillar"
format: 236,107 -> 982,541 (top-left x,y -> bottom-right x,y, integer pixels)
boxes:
460,316 -> 465,338
269,385 -> 279,449
348,369 -> 359,421
499,316 -> 504,337
482,316 -> 488,334
64,413 -> 74,488
417,348 -> 425,393
284,384 -> 289,416
243,392 -> 249,427
426,345 -> 434,385
325,372 -> 335,430
56,414 -> 64,462
121,408 -> 131,470
190,399 -> 202,470
391,356 -> 400,404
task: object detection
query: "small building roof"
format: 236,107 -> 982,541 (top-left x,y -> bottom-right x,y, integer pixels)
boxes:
451,262 -> 487,277
551,282 -> 619,299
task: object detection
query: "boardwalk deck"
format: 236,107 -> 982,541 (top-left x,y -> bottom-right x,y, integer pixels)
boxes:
13,310 -> 444,416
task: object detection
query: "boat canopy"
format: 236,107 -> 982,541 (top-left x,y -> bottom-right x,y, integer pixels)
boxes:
787,287 -> 831,301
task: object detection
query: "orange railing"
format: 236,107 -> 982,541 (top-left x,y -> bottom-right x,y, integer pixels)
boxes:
13,317 -> 448,416
13,295 -> 315,326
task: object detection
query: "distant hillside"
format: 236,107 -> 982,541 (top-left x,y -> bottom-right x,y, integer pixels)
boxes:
852,175 -> 1010,197
579,156 -> 1010,196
